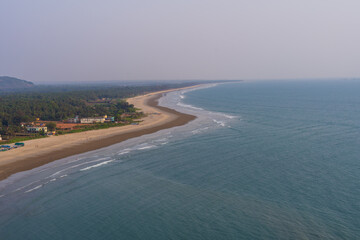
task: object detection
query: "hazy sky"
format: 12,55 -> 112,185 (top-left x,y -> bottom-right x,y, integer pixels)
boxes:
1,0 -> 360,83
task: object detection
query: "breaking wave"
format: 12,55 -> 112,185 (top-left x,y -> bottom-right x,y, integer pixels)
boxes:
80,160 -> 114,171
0,83 -> 238,197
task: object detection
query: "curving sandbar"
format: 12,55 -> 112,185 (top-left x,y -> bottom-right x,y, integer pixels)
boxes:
0,86 -> 198,181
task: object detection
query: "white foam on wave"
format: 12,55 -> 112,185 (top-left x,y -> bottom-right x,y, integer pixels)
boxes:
153,138 -> 169,145
154,138 -> 168,143
25,184 -> 43,193
137,145 -> 156,150
118,150 -> 130,155
166,85 -> 239,132
213,119 -> 226,127
14,180 -> 42,192
223,114 -> 237,119
49,157 -> 111,177
176,102 -> 204,111
114,142 -> 160,158
80,160 -> 114,171
23,177 -> 62,193
192,127 -> 209,134
117,148 -> 131,155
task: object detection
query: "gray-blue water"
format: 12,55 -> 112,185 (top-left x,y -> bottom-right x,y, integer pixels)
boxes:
1,80 -> 360,239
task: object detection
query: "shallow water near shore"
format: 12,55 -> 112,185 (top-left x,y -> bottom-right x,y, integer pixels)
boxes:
1,80 -> 360,239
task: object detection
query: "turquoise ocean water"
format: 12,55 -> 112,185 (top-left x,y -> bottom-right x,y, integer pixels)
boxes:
0,80 -> 359,239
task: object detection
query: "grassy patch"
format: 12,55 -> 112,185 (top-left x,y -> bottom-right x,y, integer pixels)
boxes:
2,135 -> 47,144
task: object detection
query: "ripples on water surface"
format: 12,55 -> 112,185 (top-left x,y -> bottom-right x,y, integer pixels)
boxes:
0,80 -> 359,239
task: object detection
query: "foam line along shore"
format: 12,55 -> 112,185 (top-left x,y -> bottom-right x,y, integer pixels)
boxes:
0,85 -> 202,181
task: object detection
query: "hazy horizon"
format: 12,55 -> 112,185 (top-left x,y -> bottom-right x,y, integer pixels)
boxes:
1,0 -> 360,83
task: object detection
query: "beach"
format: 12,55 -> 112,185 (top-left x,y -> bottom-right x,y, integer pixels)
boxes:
0,86 -> 198,181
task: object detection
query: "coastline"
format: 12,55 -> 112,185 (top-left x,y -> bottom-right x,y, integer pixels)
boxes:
0,86 -> 199,181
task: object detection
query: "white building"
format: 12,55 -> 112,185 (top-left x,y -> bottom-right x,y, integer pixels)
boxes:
80,117 -> 105,124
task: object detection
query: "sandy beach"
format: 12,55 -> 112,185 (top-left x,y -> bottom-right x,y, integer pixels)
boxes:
0,86 -> 199,181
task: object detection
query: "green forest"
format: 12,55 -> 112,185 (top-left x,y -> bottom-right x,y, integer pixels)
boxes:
0,82 -> 198,136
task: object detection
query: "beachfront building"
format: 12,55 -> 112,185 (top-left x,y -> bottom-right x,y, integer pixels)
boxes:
67,115 -> 80,123
80,116 -> 106,124
26,126 -> 48,133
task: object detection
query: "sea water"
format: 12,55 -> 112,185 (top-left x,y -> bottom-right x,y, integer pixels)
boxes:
0,80 -> 359,239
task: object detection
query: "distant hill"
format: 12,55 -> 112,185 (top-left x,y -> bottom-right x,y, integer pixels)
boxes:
0,76 -> 35,90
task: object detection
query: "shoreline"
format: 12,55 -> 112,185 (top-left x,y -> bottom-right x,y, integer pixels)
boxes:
0,87 -> 198,181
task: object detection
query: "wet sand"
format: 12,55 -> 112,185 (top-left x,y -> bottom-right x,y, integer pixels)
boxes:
0,90 -> 197,181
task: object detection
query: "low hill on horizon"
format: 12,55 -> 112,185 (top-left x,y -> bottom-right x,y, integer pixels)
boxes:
0,76 -> 35,90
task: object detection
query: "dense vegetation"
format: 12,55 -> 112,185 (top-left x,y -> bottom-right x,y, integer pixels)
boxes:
0,82 -> 199,136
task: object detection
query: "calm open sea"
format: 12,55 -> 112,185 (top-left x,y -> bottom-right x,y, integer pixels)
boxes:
0,80 -> 359,239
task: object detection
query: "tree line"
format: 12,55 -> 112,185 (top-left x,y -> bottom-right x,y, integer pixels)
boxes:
0,82 -> 198,135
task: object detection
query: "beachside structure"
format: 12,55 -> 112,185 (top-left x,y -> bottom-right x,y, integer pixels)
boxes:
80,116 -> 106,124
26,126 -> 48,133
67,115 -> 80,123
